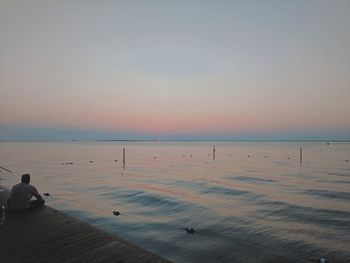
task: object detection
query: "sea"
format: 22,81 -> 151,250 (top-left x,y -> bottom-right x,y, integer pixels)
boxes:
0,141 -> 349,263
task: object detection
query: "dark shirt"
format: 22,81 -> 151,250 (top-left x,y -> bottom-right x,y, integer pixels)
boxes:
9,183 -> 39,211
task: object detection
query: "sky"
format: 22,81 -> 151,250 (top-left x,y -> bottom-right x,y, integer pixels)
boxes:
1,0 -> 350,140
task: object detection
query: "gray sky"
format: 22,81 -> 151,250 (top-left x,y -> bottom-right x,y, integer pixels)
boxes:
1,0 -> 350,140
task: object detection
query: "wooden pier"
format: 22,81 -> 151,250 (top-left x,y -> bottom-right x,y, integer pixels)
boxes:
0,188 -> 172,263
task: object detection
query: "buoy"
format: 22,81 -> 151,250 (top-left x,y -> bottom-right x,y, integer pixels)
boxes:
113,211 -> 120,216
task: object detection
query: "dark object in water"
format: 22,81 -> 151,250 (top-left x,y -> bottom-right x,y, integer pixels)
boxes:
89,161 -> 93,163
153,157 -> 157,159
184,227 -> 196,234
247,155 -> 250,158
113,211 -> 120,216
304,257 -> 329,263
287,157 -> 290,159
326,142 -> 330,145
115,160 -> 118,162
43,193 -> 50,196
345,160 -> 349,162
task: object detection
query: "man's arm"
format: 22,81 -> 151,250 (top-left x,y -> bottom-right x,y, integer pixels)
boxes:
31,186 -> 44,200
33,192 -> 44,200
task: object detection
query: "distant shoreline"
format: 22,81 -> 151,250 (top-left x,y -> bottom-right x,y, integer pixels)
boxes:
1,139 -> 350,143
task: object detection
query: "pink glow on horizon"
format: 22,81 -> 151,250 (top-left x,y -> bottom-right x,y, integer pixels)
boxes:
1,1 -> 350,139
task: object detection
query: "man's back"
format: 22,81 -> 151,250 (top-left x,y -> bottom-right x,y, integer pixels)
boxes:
9,183 -> 39,211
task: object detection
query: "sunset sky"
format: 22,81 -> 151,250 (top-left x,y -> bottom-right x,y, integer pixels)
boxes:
1,0 -> 350,140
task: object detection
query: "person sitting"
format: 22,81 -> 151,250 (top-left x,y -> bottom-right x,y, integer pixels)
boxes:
8,173 -> 45,212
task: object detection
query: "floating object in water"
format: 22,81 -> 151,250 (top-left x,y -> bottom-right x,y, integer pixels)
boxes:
184,227 -> 196,234
247,155 -> 250,158
115,160 -> 118,162
303,257 -> 329,263
153,156 -> 157,159
190,155 -> 193,158
318,258 -> 329,263
89,161 -> 93,163
326,142 -> 330,145
113,211 -> 120,216
70,162 -> 74,165
43,193 -> 50,196
345,160 -> 349,162
287,157 -> 290,159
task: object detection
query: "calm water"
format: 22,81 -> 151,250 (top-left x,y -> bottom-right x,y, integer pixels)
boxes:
0,141 -> 349,262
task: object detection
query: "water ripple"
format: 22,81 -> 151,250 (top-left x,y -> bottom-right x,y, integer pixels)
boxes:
227,175 -> 277,184
254,200 -> 350,229
304,189 -> 350,201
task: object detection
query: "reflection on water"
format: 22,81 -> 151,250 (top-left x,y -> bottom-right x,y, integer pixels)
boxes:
0,141 -> 349,262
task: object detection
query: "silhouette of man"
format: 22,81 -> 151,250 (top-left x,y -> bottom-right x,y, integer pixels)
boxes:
8,174 -> 45,212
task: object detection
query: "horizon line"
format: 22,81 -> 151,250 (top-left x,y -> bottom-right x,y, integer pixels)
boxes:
1,139 -> 350,143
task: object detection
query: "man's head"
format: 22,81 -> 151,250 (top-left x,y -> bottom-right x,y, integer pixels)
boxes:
21,173 -> 30,184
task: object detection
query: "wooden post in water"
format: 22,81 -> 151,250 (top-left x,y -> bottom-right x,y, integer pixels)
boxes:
213,145 -> 216,160
299,146 -> 303,165
123,147 -> 126,169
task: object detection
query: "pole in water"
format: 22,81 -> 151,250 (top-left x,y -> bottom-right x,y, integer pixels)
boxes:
300,146 -> 303,165
123,147 -> 126,169
213,145 -> 216,160
0,166 -> 13,173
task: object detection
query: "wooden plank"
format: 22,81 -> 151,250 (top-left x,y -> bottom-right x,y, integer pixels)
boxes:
0,188 -> 172,263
